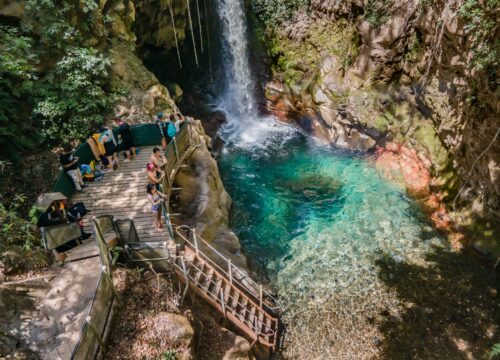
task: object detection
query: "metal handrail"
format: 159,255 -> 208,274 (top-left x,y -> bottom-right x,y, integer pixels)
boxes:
175,225 -> 280,311
182,258 -> 276,336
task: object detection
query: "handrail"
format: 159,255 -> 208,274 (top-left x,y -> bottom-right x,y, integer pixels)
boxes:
175,225 -> 280,312
181,252 -> 276,336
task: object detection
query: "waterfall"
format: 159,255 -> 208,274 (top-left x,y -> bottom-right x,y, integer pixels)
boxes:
215,0 -> 296,148
216,0 -> 256,120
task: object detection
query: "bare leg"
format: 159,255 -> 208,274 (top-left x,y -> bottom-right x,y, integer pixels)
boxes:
161,137 -> 167,150
152,212 -> 159,228
107,156 -> 113,169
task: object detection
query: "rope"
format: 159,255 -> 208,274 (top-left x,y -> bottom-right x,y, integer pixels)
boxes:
195,0 -> 204,52
167,0 -> 183,68
185,0 -> 199,67
203,0 -> 213,81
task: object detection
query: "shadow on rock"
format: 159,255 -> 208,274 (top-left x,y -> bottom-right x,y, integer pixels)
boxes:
375,249 -> 500,360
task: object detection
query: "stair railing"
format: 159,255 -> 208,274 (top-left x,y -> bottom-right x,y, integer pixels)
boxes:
175,225 -> 280,313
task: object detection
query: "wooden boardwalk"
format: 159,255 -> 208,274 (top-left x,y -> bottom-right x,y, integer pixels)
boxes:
67,146 -> 170,261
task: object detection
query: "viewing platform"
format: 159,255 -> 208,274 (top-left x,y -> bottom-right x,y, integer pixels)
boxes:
67,145 -> 172,262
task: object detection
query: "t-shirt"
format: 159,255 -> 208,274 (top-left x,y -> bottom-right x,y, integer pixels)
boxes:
156,119 -> 167,137
60,153 -> 78,171
118,122 -> 132,143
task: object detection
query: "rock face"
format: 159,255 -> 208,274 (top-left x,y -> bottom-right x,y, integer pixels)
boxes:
262,1 -> 499,254
173,121 -> 248,269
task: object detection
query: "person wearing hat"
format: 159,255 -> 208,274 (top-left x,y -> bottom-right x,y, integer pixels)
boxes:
155,112 -> 168,150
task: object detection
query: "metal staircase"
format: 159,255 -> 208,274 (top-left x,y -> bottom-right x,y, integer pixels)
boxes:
173,226 -> 280,350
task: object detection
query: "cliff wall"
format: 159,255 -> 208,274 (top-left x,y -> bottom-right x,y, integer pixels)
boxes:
259,0 -> 499,254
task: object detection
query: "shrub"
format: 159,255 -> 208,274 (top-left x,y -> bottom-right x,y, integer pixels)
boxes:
458,0 -> 499,72
364,0 -> 394,26
252,0 -> 309,29
33,47 -> 114,144
0,26 -> 39,160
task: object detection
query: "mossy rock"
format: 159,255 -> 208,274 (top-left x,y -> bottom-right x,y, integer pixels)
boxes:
372,115 -> 390,132
414,122 -> 451,173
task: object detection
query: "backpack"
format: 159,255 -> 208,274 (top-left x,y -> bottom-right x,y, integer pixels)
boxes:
167,122 -> 177,138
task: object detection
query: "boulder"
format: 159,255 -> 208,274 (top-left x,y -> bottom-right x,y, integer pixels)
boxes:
222,336 -> 255,360
152,312 -> 194,349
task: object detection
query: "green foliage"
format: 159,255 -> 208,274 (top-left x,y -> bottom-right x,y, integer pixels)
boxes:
0,195 -> 40,251
0,0 -> 117,160
34,47 -> 113,143
161,350 -> 177,360
364,0 -> 394,26
492,343 -> 500,359
458,0 -> 499,72
252,0 -> 309,29
0,26 -> 39,159
24,0 -> 80,50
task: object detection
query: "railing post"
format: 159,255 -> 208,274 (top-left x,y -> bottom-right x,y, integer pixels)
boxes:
173,137 -> 180,165
187,122 -> 193,145
259,285 -> 263,309
192,228 -> 199,256
86,316 -> 106,350
228,260 -> 232,286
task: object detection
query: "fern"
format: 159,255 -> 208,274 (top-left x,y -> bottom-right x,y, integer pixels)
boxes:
491,343 -> 500,359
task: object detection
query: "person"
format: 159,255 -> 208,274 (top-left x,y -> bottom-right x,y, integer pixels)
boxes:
60,145 -> 86,192
173,113 -> 187,132
147,162 -> 164,188
149,147 -> 167,172
147,183 -> 167,229
37,201 -> 67,228
155,112 -> 168,150
98,126 -> 118,170
66,201 -> 92,240
115,117 -> 135,161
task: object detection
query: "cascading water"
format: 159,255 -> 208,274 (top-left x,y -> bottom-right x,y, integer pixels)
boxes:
215,0 -> 256,120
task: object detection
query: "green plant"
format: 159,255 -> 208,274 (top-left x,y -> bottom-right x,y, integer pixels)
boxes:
161,350 -> 177,360
0,26 -> 39,160
253,0 -> 309,29
33,47 -> 114,143
110,246 -> 125,265
364,0 -> 394,26
0,195 -> 40,251
492,343 -> 500,359
458,0 -> 499,72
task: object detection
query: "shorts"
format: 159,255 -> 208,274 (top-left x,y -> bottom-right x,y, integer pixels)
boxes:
104,141 -> 116,156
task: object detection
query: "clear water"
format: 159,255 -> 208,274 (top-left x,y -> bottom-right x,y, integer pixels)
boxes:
219,123 -> 445,301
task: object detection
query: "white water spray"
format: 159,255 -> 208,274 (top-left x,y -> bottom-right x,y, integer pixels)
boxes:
215,0 -> 296,147
216,0 -> 256,119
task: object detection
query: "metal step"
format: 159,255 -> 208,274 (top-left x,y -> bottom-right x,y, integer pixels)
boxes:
201,268 -> 214,292
212,277 -> 223,297
239,297 -> 248,323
